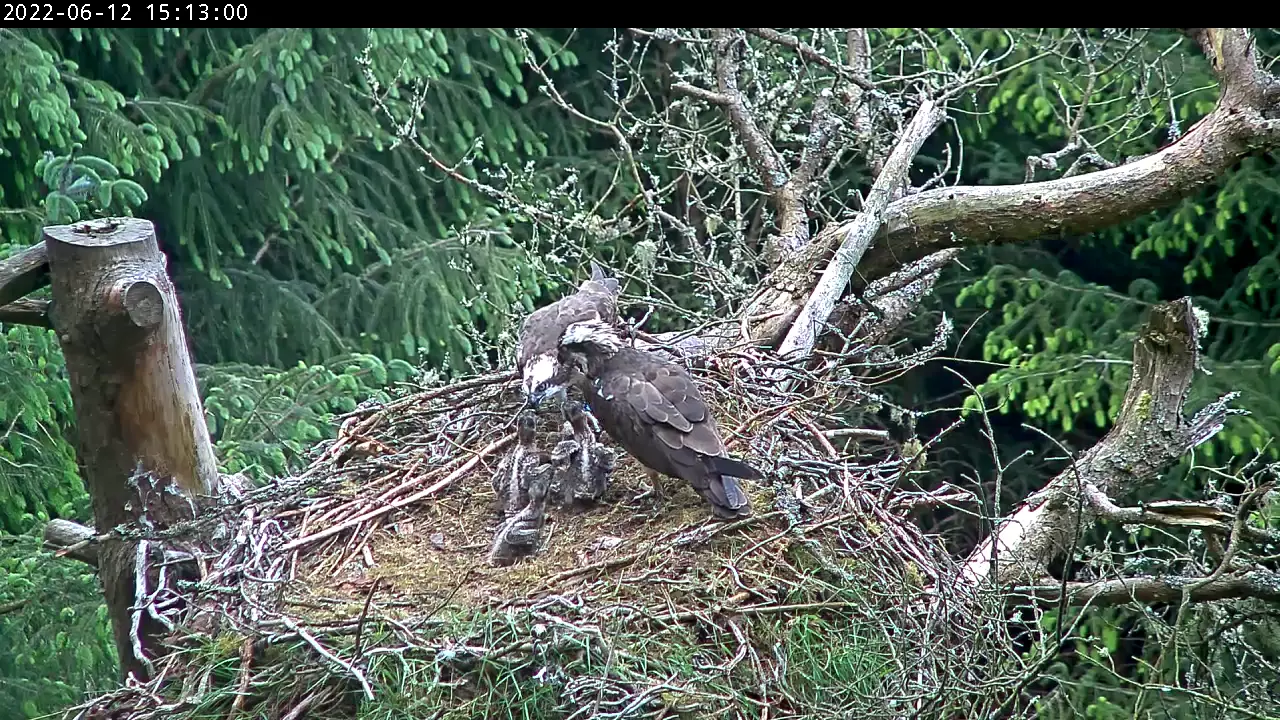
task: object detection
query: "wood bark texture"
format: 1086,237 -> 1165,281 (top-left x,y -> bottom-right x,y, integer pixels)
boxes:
0,241 -> 49,308
0,297 -> 51,327
44,217 -> 219,682
960,297 -> 1238,587
43,518 -> 99,566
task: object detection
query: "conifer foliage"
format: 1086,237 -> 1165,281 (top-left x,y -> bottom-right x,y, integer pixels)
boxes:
0,29 -> 607,718
927,29 -> 1280,466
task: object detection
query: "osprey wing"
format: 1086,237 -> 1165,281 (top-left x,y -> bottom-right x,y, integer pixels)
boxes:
606,361 -> 723,458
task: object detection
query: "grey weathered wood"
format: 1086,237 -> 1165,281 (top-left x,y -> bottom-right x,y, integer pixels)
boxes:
0,241 -> 49,309
960,297 -> 1240,587
0,297 -> 51,328
44,217 -> 220,683
43,518 -> 99,566
44,517 -> 200,569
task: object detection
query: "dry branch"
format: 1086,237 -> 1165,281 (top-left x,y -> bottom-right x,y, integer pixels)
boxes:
1015,571 -> 1280,606
961,297 -> 1242,587
774,98 -> 945,369
0,297 -> 51,327
859,28 -> 1280,280
0,241 -> 49,308
44,518 -> 101,566
42,518 -> 198,569
707,28 -> 820,257
708,28 -> 790,198
657,28 -> 1280,362
1088,489 -> 1280,545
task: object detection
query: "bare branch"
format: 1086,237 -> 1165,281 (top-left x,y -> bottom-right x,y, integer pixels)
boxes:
787,88 -> 841,204
0,297 -> 51,328
860,27 -> 1280,279
1015,571 -> 1280,606
774,99 -> 945,368
960,298 -> 1246,586
710,28 -> 790,195
1086,484 -> 1280,545
744,28 -> 875,91
669,82 -> 731,106
844,248 -> 959,346
0,241 -> 49,309
843,28 -> 883,174
44,518 -> 102,566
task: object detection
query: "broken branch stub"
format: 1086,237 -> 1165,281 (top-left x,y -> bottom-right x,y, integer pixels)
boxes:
44,217 -> 220,682
960,297 -> 1242,587
43,518 -> 100,567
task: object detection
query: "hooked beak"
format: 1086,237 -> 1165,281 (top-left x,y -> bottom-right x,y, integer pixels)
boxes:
526,384 -> 564,409
523,383 -> 548,408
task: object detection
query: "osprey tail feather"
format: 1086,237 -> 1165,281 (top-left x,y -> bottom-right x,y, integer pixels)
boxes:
703,475 -> 751,519
705,455 -> 762,481
698,455 -> 759,519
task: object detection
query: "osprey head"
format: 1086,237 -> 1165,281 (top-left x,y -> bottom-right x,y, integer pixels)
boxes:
515,408 -> 539,442
583,260 -> 620,296
559,319 -> 625,356
522,353 -> 568,407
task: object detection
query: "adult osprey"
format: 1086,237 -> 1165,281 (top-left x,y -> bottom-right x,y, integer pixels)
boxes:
557,319 -> 758,520
517,261 -> 620,407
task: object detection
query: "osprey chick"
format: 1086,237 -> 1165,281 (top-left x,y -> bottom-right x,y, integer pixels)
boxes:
550,402 -> 616,506
557,319 -> 758,520
517,260 -> 620,406
490,409 -> 550,517
488,458 -> 555,566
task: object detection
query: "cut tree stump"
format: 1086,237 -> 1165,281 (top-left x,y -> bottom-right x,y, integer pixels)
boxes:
44,217 -> 220,683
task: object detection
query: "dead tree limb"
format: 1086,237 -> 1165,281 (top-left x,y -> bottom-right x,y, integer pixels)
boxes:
1014,571 -> 1280,606
43,517 -> 199,569
652,29 -> 1280,358
0,241 -> 49,309
859,28 -> 1280,280
43,518 -> 101,566
44,217 -> 220,683
774,99 -> 945,370
960,297 -> 1242,587
0,297 -> 51,328
705,28 -> 843,258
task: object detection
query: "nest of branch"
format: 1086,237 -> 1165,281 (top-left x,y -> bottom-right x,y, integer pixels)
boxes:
68,344 -> 1026,720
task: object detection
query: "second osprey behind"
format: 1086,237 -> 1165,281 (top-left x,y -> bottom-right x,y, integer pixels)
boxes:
556,318 -> 758,520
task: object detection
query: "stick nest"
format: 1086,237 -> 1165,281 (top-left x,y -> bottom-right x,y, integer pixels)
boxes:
68,346 -> 1020,720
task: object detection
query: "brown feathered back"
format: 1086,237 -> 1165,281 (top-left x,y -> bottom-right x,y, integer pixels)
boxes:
559,321 -> 757,519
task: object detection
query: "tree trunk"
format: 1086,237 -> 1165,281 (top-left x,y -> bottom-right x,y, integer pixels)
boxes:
44,217 -> 220,683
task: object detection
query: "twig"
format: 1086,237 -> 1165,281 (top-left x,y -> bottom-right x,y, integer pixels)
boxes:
279,615 -> 375,701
